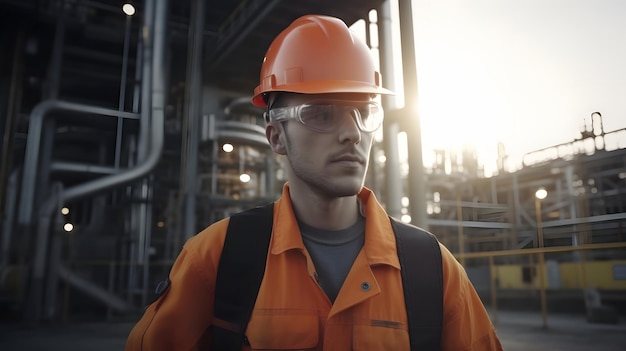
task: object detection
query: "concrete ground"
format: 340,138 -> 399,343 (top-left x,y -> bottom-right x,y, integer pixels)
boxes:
492,310 -> 626,351
0,309 -> 624,350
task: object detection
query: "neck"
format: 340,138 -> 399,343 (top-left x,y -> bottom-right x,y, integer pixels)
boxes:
288,184 -> 360,230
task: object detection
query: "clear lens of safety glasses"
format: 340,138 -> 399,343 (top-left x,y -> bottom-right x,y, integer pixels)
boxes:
267,101 -> 384,133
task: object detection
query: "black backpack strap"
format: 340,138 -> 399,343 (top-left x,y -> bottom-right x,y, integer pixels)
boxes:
211,203 -> 274,350
391,217 -> 443,351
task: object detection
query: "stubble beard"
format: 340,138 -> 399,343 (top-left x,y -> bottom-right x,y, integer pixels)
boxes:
283,130 -> 369,198
296,166 -> 364,198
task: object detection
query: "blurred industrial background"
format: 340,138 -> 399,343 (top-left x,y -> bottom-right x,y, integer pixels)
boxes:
0,0 -> 624,334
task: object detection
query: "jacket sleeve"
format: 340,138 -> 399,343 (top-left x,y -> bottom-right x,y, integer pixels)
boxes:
125,219 -> 230,351
439,244 -> 503,351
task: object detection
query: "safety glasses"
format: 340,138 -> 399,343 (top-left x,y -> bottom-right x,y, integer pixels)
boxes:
265,100 -> 384,133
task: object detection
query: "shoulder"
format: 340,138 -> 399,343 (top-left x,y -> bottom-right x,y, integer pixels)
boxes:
183,217 -> 231,263
438,243 -> 470,290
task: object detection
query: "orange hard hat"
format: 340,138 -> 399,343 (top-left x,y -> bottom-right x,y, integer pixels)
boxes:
252,15 -> 394,107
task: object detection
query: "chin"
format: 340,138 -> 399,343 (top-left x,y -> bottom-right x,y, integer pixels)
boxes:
323,181 -> 363,198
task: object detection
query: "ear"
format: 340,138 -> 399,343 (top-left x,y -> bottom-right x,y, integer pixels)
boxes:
266,123 -> 287,155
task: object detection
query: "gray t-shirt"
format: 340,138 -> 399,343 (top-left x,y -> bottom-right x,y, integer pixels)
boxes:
298,216 -> 365,303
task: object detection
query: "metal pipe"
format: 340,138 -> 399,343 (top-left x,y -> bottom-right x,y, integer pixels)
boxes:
126,0 -> 156,305
25,0 -> 168,321
383,119 -> 402,218
457,194 -> 465,266
140,178 -> 154,307
17,100 -> 140,225
47,0 -> 66,100
182,0 -> 205,240
0,30 -> 24,226
132,29 -> 143,114
378,0 -> 402,218
44,209 -> 64,319
218,120 -> 266,134
57,264 -> 131,312
1,170 -> 18,267
115,14 -> 133,168
397,0 -> 427,229
211,138 -> 218,195
138,0 -> 155,161
535,197 -> 549,328
50,161 -> 121,175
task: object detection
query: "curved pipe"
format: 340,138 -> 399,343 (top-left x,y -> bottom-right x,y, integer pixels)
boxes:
218,120 -> 266,134
50,161 -> 121,175
58,264 -> 131,313
18,100 -> 140,225
25,0 -> 168,321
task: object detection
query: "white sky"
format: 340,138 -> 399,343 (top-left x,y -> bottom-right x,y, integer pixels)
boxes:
381,0 -> 626,176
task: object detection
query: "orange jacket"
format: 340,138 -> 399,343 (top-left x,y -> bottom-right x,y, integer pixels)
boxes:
126,185 -> 502,350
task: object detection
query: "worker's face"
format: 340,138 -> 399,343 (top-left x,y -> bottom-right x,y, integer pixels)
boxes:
266,92 -> 378,198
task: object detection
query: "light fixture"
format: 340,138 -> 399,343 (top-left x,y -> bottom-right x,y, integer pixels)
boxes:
222,143 -> 234,153
64,223 -> 74,232
535,188 -> 547,200
61,207 -> 70,215
401,196 -> 410,207
122,3 -> 136,16
240,173 -> 251,183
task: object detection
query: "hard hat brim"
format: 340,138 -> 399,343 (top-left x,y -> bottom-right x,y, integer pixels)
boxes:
252,80 -> 395,107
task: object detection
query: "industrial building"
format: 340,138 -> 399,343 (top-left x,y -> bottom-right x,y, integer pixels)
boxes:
0,0 -> 624,326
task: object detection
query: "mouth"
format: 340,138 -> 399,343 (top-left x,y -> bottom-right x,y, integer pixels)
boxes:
331,154 -> 365,165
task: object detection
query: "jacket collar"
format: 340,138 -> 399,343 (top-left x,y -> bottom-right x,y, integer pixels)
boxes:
270,183 -> 400,269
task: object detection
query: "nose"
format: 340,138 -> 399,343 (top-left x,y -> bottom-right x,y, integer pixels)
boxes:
337,109 -> 362,144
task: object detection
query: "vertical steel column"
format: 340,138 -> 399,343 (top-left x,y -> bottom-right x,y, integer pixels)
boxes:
0,30 -> 24,230
378,0 -> 402,218
17,0 -> 66,228
1,171 -> 18,266
397,0 -> 427,229
138,0 -> 154,161
512,173 -> 521,247
128,0 -> 154,307
44,188 -> 64,319
534,196 -> 549,328
140,0 -> 167,308
364,14 -> 378,192
46,1 -> 66,100
181,0 -> 205,240
115,14 -> 134,168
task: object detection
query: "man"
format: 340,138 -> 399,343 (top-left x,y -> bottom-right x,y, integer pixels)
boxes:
126,14 -> 502,350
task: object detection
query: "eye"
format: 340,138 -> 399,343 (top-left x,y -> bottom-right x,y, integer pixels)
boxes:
357,105 -> 375,122
301,105 -> 335,124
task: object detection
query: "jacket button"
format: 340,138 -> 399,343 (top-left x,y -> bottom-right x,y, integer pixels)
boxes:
361,282 -> 371,291
154,278 -> 170,296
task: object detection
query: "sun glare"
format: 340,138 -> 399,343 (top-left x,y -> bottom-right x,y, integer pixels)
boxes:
352,1 -> 625,177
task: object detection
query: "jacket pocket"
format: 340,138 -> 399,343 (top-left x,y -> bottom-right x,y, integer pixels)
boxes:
246,309 -> 319,350
352,321 -> 410,351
